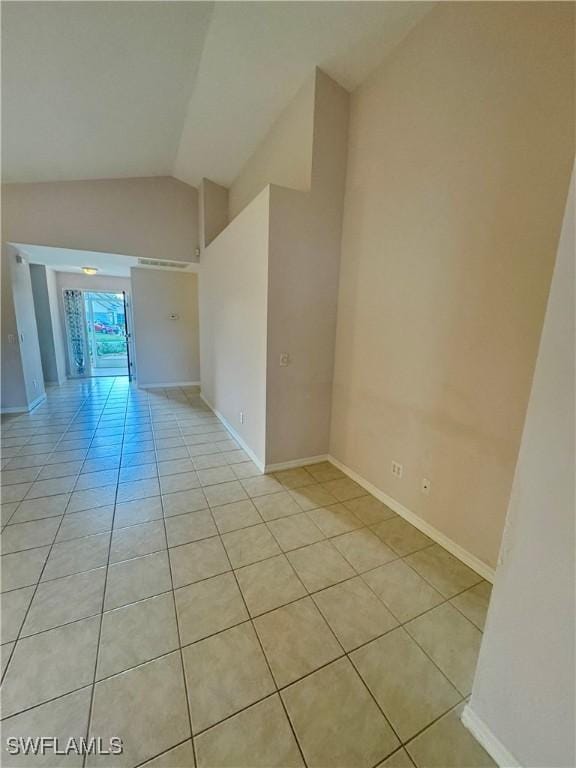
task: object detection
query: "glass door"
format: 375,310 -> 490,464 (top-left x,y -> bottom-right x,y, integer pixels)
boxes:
83,291 -> 129,376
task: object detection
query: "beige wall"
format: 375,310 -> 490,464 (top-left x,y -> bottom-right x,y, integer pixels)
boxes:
466,170 -> 574,767
228,75 -> 315,220
131,268 -> 200,388
2,176 -> 198,262
200,188 -> 270,467
54,272 -> 131,294
330,1 -> 575,569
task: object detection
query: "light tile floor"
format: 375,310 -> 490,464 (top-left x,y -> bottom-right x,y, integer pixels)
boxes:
1,378 -> 497,767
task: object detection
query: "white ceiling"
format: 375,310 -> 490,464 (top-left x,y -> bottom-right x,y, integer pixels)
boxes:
14,244 -> 199,278
2,1 -> 432,187
2,1 -> 212,182
174,2 -> 433,187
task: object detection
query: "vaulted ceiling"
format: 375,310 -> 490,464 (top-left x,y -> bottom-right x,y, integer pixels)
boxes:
2,1 -> 432,187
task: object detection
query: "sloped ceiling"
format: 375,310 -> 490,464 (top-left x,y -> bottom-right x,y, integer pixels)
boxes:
1,2 -> 213,182
2,1 -> 432,187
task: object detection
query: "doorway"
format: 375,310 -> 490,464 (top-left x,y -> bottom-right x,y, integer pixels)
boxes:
84,291 -> 129,377
63,289 -> 133,379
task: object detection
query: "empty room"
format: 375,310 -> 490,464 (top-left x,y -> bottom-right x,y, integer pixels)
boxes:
0,2 -> 574,768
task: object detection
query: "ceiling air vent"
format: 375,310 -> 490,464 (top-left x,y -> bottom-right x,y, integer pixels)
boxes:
138,258 -> 191,269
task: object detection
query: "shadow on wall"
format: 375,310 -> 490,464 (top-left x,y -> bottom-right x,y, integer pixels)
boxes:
199,69 -> 349,470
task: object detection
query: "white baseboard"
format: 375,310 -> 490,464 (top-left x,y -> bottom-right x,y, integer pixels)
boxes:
1,393 -> 47,414
139,381 -> 201,389
200,393 -> 265,473
185,397 -> 494,584
28,393 -> 47,411
265,455 -> 329,472
461,704 -> 521,767
328,454 -> 495,583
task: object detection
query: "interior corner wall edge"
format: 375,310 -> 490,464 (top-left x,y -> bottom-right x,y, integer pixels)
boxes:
1,245 -> 45,409
201,68 -> 348,467
265,70 -> 350,465
44,268 -> 67,384
1,245 -> 28,409
199,178 -> 229,249
1,177 -> 199,262
328,1 -> 575,569
467,167 -> 575,768
29,264 -> 60,384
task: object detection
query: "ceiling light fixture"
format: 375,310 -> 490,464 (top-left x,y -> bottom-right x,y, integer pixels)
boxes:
82,266 -> 98,275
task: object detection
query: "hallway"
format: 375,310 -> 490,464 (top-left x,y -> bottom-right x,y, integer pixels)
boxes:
1,379 -> 494,767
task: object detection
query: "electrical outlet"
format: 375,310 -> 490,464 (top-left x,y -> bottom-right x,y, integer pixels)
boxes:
391,461 -> 403,479
239,411 -> 245,425
421,478 -> 431,495
279,352 -> 290,367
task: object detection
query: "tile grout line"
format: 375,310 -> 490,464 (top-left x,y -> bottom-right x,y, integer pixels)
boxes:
224,486 -> 423,763
145,387 -> 307,766
132,737 -> 191,768
253,495 -> 371,765
2,521 -> 483,644
1,383 -> 487,765
2,561 -> 484,676
159,392 -> 483,759
1,402 -> 84,526
205,491 -> 311,768
0,386 -> 102,686
2,476 -> 484,661
151,392 -> 199,768
82,378 -> 129,768
2,516 -> 483,662
401,696 -> 471,759
0,496 -> 424,558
